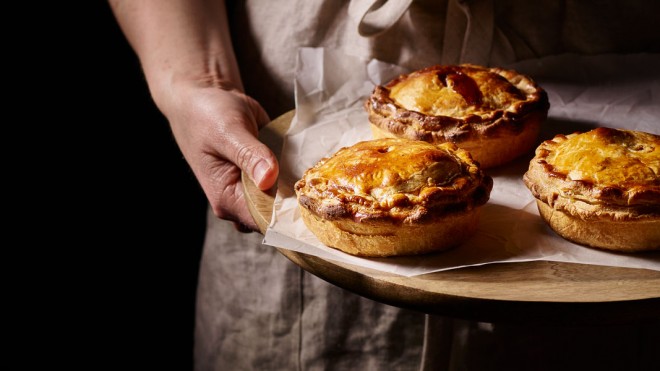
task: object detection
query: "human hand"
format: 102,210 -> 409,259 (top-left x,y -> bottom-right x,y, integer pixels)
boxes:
160,80 -> 279,232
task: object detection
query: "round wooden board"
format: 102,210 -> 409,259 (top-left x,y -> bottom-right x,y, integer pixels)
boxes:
243,110 -> 660,325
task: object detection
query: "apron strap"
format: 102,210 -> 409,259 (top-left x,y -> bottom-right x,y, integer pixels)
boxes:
349,0 -> 414,37
442,0 -> 495,65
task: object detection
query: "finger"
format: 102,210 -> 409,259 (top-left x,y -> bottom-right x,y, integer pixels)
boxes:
203,163 -> 260,231
233,221 -> 254,233
229,185 -> 261,231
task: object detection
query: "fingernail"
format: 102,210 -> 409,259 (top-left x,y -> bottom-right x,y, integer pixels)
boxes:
253,160 -> 270,186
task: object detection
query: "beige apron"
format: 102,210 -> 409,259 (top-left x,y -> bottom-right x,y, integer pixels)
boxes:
195,1 -> 660,370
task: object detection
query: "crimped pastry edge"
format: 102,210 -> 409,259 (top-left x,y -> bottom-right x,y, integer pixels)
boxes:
370,109 -> 543,169
523,129 -> 660,216
364,64 -> 549,169
294,138 -> 493,224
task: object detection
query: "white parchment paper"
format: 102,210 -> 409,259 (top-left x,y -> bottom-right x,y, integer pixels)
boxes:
264,47 -> 660,277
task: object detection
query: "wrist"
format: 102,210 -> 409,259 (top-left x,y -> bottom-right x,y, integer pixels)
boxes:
145,58 -> 242,118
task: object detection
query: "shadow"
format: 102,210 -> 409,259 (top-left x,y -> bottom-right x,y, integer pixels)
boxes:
508,54 -> 660,85
539,117 -> 601,142
363,203 -> 541,276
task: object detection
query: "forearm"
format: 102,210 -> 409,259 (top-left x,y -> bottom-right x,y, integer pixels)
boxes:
110,0 -> 278,227
108,0 -> 243,108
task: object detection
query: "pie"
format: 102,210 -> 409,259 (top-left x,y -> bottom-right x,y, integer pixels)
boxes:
294,137 -> 493,257
523,127 -> 660,252
365,64 -> 549,168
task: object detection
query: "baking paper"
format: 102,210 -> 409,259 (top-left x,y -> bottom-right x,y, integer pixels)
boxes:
264,47 -> 660,277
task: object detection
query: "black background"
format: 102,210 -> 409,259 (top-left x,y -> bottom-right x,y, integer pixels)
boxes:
94,3 -> 206,369
25,2 -> 208,369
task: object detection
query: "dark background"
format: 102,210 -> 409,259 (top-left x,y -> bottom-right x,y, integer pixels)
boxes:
96,3 -> 207,369
31,2 -> 208,369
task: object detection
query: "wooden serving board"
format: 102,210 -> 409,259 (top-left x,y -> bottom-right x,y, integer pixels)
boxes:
243,110 -> 660,325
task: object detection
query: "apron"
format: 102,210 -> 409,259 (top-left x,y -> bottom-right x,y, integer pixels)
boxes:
196,1 -> 660,370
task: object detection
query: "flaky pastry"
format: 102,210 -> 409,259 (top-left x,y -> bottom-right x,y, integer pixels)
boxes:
294,138 -> 493,257
365,64 -> 549,168
523,127 -> 660,252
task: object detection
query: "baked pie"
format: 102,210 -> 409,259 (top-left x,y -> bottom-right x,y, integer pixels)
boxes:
294,137 -> 493,257
523,127 -> 660,252
365,64 -> 549,168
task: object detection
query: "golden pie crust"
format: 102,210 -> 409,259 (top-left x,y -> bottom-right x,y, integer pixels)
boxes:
294,138 -> 493,257
365,64 -> 549,169
523,127 -> 660,252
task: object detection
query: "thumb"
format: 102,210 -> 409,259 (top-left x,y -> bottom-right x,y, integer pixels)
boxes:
221,115 -> 279,191
246,144 -> 279,191
243,100 -> 279,190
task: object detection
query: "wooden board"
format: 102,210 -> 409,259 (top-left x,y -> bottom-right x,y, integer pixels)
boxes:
243,110 -> 660,325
